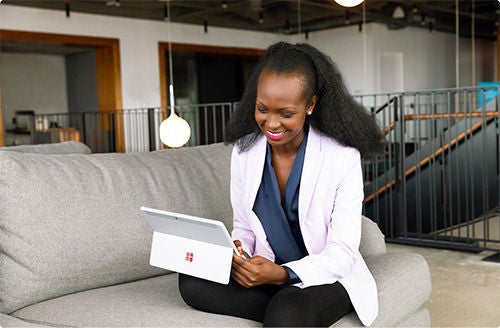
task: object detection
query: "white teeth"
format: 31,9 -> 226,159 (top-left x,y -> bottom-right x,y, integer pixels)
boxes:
268,131 -> 284,136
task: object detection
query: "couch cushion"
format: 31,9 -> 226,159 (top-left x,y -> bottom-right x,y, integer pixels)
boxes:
11,274 -> 260,327
0,143 -> 233,314
331,307 -> 430,327
0,141 -> 91,154
12,267 -> 430,328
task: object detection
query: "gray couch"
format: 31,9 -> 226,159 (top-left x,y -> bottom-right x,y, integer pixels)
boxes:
0,141 -> 432,327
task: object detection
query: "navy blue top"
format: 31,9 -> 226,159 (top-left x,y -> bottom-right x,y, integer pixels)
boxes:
252,131 -> 309,284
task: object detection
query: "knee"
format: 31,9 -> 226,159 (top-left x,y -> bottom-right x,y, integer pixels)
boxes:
263,288 -> 309,327
178,273 -> 204,309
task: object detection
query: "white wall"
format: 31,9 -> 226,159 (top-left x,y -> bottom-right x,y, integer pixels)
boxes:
309,22 -> 496,94
306,24 -> 375,95
0,52 -> 68,127
375,24 -> 497,91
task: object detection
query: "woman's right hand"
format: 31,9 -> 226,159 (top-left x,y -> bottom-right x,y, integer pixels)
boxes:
231,252 -> 289,287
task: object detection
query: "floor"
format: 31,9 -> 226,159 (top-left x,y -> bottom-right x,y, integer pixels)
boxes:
386,243 -> 500,327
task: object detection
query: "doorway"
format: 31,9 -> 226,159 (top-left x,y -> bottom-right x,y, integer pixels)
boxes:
0,29 -> 124,151
158,43 -> 263,144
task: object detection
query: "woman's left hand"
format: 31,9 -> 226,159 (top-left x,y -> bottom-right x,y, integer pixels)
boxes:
231,254 -> 289,288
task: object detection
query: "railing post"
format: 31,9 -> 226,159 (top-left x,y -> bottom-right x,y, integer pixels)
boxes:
81,112 -> 87,146
396,94 -> 407,239
147,108 -> 156,152
109,111 -> 115,153
29,114 -> 36,144
394,96 -> 400,192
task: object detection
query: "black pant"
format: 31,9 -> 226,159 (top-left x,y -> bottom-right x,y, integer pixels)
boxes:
178,274 -> 353,327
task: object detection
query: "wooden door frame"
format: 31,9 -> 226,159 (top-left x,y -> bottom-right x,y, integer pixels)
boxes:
158,42 -> 264,112
0,79 -> 3,147
0,29 -> 124,151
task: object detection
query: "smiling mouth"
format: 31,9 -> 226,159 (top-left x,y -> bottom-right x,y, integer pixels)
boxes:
265,130 -> 285,141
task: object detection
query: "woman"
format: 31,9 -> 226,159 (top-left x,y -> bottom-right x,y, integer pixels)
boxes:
179,42 -> 384,327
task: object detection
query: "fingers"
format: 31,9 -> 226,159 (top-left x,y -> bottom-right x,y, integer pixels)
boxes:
232,240 -> 247,259
231,267 -> 251,288
232,253 -> 249,271
231,266 -> 256,288
231,254 -> 257,288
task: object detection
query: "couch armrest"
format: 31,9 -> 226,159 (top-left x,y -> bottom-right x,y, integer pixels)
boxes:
365,252 -> 431,326
359,216 -> 387,258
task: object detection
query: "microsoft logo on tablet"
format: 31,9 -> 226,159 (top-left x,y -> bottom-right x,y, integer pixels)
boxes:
185,252 -> 194,262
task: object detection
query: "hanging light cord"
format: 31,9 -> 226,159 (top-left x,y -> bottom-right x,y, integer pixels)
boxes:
166,0 -> 176,112
471,0 -> 476,87
297,0 -> 301,35
455,0 -> 459,88
362,1 -> 367,93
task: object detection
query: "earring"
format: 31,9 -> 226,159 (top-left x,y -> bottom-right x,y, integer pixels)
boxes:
307,111 -> 312,115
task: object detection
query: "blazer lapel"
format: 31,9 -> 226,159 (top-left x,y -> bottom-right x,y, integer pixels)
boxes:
299,127 -> 325,221
244,135 -> 272,254
245,135 -> 267,210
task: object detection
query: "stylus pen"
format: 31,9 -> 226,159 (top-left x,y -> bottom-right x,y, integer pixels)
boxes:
236,247 -> 249,260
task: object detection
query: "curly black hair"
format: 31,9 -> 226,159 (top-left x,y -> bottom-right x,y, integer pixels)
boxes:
224,41 -> 384,160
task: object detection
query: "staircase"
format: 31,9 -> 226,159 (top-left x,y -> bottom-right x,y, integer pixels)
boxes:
359,86 -> 500,252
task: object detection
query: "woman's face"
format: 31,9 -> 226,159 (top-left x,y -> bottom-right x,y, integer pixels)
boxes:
254,70 -> 316,152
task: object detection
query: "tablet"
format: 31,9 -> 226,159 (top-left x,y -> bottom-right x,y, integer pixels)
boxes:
140,206 -> 239,254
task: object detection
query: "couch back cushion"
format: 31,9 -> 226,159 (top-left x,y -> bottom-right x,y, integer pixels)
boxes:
0,143 -> 233,314
0,141 -> 92,154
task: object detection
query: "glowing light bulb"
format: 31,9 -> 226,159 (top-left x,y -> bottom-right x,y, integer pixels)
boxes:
159,113 -> 191,148
334,0 -> 364,7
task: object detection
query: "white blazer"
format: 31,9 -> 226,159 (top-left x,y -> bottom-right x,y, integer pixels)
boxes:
230,126 -> 378,326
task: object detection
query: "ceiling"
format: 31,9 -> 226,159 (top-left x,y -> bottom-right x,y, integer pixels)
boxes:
1,0 -> 499,55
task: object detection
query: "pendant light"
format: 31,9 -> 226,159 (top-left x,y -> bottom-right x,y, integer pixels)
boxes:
334,0 -> 364,8
159,0 -> 191,148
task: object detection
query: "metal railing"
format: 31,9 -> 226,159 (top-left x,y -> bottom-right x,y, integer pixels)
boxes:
358,86 -> 499,252
22,102 -> 236,153
13,111 -> 117,153
122,103 -> 235,152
